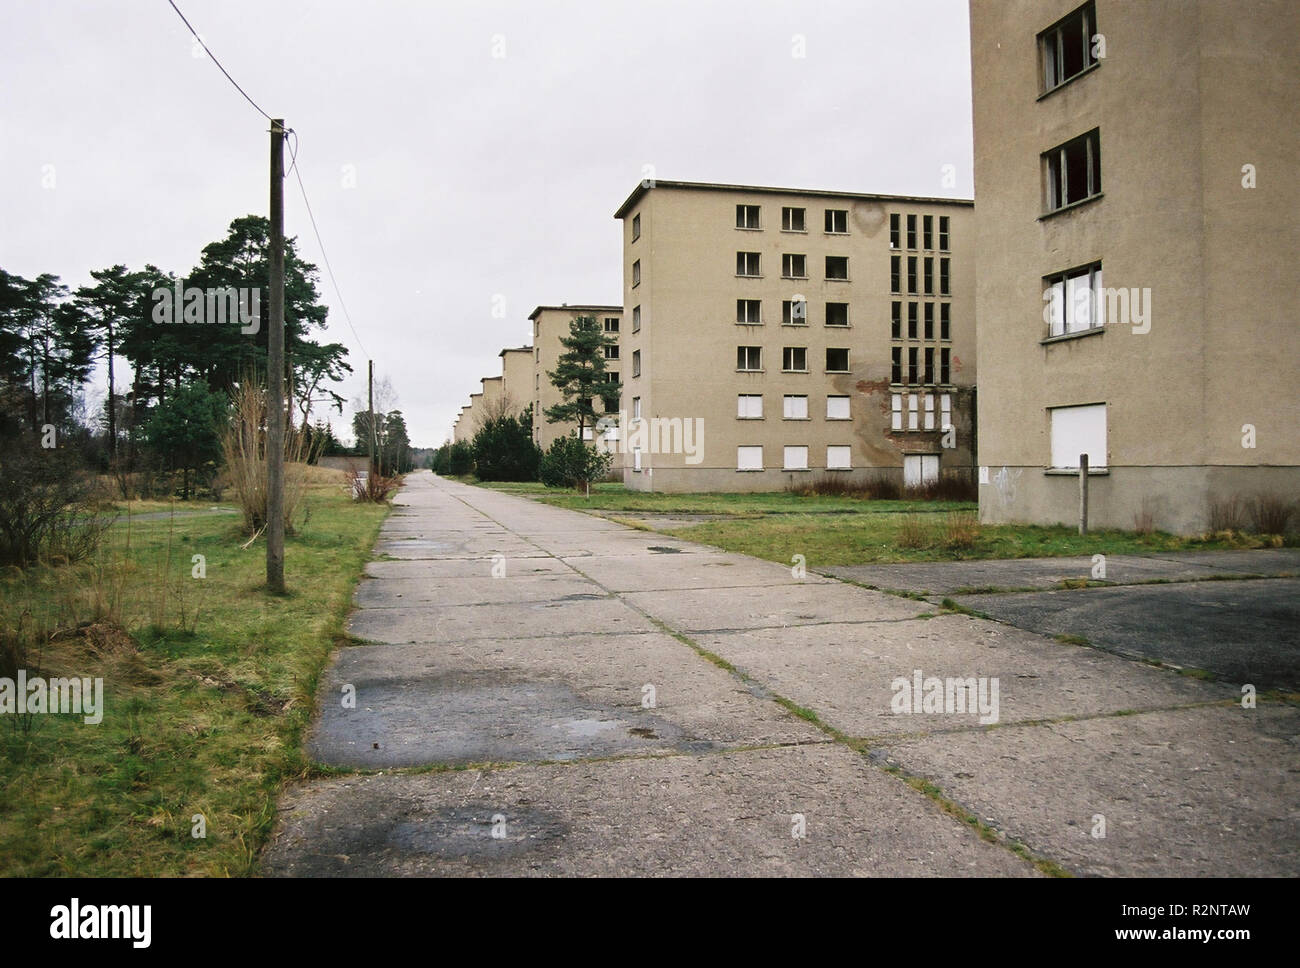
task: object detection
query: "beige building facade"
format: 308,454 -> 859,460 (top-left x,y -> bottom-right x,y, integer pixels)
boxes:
970,0 -> 1299,534
528,304 -> 623,452
613,180 -> 975,492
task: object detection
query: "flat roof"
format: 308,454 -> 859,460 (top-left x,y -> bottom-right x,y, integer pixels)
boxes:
528,304 -> 622,320
614,179 -> 974,219
499,345 -> 533,356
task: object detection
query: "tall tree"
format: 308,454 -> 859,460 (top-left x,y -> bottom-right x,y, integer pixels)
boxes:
544,315 -> 622,438
76,264 -> 145,457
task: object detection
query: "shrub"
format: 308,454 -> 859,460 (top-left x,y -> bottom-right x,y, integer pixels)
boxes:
219,379 -> 317,536
1207,494 -> 1248,532
897,513 -> 931,549
446,440 -> 474,476
472,410 -> 541,482
539,434 -> 613,491
0,442 -> 114,567
347,467 -> 399,503
1249,494 -> 1295,535
941,511 -> 980,549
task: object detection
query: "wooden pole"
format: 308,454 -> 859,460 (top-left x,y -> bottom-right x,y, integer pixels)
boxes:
1078,452 -> 1089,536
266,118 -> 286,593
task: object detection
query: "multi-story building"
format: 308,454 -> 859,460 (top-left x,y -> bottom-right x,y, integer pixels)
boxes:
499,346 -> 534,418
613,180 -> 975,492
528,304 -> 623,451
970,0 -> 1299,534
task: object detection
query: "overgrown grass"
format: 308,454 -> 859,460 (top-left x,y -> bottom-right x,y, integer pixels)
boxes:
0,473 -> 389,876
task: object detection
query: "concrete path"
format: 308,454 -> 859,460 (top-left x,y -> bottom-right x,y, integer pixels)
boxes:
263,472 -> 1300,877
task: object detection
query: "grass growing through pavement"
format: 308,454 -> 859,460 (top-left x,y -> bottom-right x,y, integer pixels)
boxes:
0,467 -> 388,876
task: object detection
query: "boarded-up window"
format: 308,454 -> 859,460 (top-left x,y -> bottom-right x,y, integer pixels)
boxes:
826,396 -> 850,420
737,446 -> 763,471
827,446 -> 852,470
904,454 -> 939,487
1049,403 -> 1107,468
783,446 -> 809,470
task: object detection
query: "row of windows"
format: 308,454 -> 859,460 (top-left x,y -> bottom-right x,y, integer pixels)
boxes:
736,345 -> 851,373
736,394 -> 852,421
734,204 -> 851,234
891,347 -> 953,385
889,214 -> 951,252
892,301 -> 952,340
889,256 -> 951,295
734,445 -> 855,471
891,393 -> 954,432
737,252 -> 851,280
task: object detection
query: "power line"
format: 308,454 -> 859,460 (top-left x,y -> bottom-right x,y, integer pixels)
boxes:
288,130 -> 368,358
167,0 -> 271,121
164,1 -> 367,359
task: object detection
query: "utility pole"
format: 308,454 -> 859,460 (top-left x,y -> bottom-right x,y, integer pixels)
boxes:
368,359 -> 376,476
266,118 -> 286,593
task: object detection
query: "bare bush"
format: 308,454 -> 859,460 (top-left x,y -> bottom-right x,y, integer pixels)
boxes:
347,467 -> 399,503
1249,494 -> 1295,535
897,513 -> 931,549
0,444 -> 114,567
941,511 -> 980,549
220,379 -> 318,535
1207,494 -> 1248,533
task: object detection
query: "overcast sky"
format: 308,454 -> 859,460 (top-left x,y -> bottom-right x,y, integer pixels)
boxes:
0,0 -> 973,447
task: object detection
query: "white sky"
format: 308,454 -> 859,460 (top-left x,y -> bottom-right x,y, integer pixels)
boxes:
0,0 -> 973,446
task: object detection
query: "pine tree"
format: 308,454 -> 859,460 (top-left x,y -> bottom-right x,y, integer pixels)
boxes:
544,315 -> 621,438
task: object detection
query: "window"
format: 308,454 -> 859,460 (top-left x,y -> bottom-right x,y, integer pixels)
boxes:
907,302 -> 918,339
923,393 -> 935,429
737,446 -> 763,471
907,346 -> 919,384
783,395 -> 808,420
826,445 -> 851,470
604,316 -> 619,333
940,303 -> 950,340
1045,263 -> 1103,336
782,346 -> 807,372
632,397 -> 642,420
923,257 -> 933,295
923,215 -> 933,250
940,393 -> 952,432
826,347 -> 849,372
940,348 -> 951,384
604,344 -> 619,360
783,446 -> 808,471
826,395 -> 850,420
1044,129 -> 1101,212
826,302 -> 849,327
1040,2 -> 1098,93
907,256 -> 917,294
633,305 -> 641,332
825,256 -> 849,280
904,454 -> 939,487
783,253 -> 807,279
891,394 -> 903,431
906,214 -> 917,249
907,393 -> 920,430
1049,403 -> 1107,469
737,252 -> 762,276
889,213 -> 900,249
633,447 -> 642,472
939,216 -> 949,251
631,213 -> 641,242
737,299 -> 762,324
890,256 -> 901,294
737,394 -> 763,419
583,426 -> 594,441
824,209 -> 848,233
782,207 -> 806,231
632,259 -> 641,287
632,349 -> 641,377
736,204 -> 761,229
923,347 -> 934,384
940,258 -> 950,295
891,347 -> 902,384
783,298 -> 807,325
923,303 -> 934,340
891,301 -> 902,339
737,345 -> 762,371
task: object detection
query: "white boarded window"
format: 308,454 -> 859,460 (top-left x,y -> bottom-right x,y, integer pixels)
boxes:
904,454 -> 939,487
737,394 -> 763,419
907,393 -> 920,430
940,393 -> 952,432
783,446 -> 809,470
891,393 -> 903,431
633,447 -> 642,471
783,395 -> 808,419
737,446 -> 763,471
1050,403 -> 1107,469
827,395 -> 850,420
827,445 -> 851,470
632,397 -> 642,420
923,394 -> 935,430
